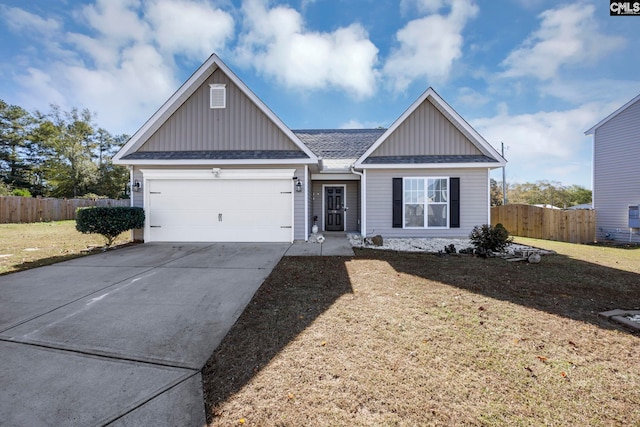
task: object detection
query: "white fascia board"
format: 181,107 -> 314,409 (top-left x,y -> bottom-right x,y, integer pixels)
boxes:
358,162 -> 505,169
311,173 -> 361,180
140,168 -> 296,180
585,92 -> 640,135
354,87 -> 506,167
114,54 -> 220,162
114,54 -> 318,163
114,158 -> 316,166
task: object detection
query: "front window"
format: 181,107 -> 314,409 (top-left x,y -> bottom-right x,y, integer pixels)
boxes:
404,177 -> 449,228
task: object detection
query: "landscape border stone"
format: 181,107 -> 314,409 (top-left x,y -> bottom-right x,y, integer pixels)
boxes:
598,309 -> 640,331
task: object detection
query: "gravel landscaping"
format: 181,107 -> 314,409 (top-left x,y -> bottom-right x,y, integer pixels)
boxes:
347,233 -> 554,256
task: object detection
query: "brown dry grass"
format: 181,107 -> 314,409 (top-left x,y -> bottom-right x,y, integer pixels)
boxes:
203,239 -> 640,426
0,221 -> 131,275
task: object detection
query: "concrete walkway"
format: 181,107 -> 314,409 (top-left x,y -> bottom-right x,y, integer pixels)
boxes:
0,243 -> 289,427
284,232 -> 355,256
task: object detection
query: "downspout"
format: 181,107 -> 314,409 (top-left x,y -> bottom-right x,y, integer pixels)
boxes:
350,166 -> 365,237
304,165 -> 309,242
129,166 -> 135,242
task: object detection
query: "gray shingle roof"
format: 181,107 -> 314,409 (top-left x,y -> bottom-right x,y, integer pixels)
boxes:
121,150 -> 310,160
363,155 -> 499,164
294,129 -> 385,159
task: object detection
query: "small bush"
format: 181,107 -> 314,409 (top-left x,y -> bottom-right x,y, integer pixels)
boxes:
11,188 -> 32,197
444,244 -> 456,254
79,193 -> 107,200
469,223 -> 513,254
76,206 -> 144,248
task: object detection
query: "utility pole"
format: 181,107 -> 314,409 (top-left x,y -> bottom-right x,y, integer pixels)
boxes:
501,142 -> 507,205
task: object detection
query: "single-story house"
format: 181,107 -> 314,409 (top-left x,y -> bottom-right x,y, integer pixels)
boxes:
113,54 -> 506,243
585,92 -> 640,243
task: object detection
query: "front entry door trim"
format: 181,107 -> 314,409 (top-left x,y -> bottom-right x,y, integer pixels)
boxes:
322,184 -> 347,232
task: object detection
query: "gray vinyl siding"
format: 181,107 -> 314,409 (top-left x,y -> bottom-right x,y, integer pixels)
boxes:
292,167 -> 305,240
593,98 -> 640,243
131,166 -> 144,241
132,165 -> 307,241
364,168 -> 489,238
139,69 -> 301,152
371,99 -> 482,157
311,181 -> 360,233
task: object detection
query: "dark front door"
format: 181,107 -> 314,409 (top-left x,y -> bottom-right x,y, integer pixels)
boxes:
325,187 -> 344,231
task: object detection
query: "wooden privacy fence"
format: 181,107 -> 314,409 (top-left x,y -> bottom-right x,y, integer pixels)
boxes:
491,204 -> 596,244
0,196 -> 130,224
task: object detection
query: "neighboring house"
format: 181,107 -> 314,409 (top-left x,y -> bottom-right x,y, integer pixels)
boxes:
113,54 -> 506,243
585,93 -> 640,243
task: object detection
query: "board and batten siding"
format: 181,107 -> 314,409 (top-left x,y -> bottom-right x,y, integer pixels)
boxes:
138,69 -> 301,152
364,168 -> 489,238
593,98 -> 640,243
370,99 -> 482,157
311,181 -> 360,233
132,165 -> 307,241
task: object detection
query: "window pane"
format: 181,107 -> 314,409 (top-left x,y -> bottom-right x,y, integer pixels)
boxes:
405,204 -> 424,227
404,178 -> 423,204
428,178 -> 448,202
428,204 -> 447,227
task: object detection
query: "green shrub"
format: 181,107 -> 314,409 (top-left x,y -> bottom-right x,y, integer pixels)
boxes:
0,182 -> 10,196
76,206 -> 144,248
79,193 -> 107,200
11,188 -> 31,197
469,223 -> 513,254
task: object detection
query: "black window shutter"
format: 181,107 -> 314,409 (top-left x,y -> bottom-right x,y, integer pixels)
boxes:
392,178 -> 403,228
450,177 -> 460,228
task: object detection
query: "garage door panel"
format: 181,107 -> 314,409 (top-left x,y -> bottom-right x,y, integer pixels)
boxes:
146,176 -> 293,242
222,206 -> 291,226
150,208 -> 217,226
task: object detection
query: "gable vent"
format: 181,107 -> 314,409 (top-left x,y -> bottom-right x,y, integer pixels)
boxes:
209,84 -> 226,109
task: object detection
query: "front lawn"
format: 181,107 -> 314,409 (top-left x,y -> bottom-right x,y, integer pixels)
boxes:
203,238 -> 640,426
0,221 -> 131,275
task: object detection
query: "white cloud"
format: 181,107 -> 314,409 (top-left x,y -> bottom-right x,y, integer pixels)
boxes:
472,103 -> 605,186
2,1 -> 236,134
384,0 -> 478,92
146,0 -> 235,61
79,0 -> 150,44
339,119 -> 385,129
236,0 -> 379,98
400,0 -> 446,15
15,68 -> 67,109
0,5 -> 61,35
500,3 -> 625,80
540,78 -> 640,106
456,87 -> 489,107
17,43 -> 177,133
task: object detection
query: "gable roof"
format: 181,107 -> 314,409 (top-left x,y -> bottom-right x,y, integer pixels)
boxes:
354,87 -> 505,169
294,129 -> 385,159
114,54 -> 317,165
585,92 -> 640,135
295,128 -> 386,172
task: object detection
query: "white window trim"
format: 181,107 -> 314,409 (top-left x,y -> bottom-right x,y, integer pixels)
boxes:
209,84 -> 226,109
402,177 -> 450,229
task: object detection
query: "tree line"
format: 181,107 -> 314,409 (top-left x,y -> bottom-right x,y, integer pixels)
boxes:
0,99 -> 129,199
491,179 -> 592,208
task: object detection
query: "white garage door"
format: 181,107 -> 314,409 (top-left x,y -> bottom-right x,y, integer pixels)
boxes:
144,171 -> 294,242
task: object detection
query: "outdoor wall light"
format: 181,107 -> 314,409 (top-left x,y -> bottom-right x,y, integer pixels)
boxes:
132,180 -> 141,192
212,168 -> 221,177
295,179 -> 302,192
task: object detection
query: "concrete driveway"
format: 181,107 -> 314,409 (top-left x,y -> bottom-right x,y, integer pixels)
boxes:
0,242 -> 290,426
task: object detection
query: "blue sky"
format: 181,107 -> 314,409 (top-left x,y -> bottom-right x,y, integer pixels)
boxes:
1,0 -> 639,189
